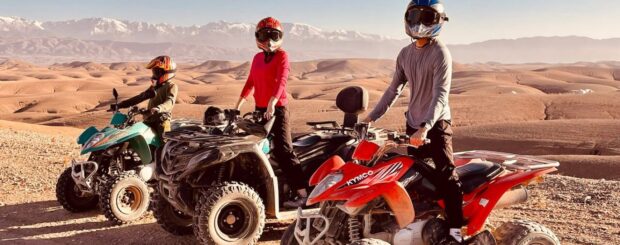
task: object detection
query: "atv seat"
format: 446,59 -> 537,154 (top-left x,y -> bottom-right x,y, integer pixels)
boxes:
293,135 -> 322,148
336,86 -> 369,128
456,161 -> 503,193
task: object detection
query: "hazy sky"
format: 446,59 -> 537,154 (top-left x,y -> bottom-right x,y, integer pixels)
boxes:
1,0 -> 618,44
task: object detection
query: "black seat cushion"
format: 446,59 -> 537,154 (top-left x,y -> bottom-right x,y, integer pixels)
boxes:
456,161 -> 503,193
292,135 -> 322,148
336,86 -> 369,128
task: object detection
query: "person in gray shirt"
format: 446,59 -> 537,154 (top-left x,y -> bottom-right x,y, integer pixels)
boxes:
363,0 -> 464,243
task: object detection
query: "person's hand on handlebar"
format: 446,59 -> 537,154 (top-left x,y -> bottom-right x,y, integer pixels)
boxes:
361,115 -> 373,124
410,127 -> 429,147
150,107 -> 160,115
263,97 -> 278,120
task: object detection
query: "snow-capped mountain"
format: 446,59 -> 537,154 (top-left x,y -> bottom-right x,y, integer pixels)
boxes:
0,17 -> 393,44
0,16 -> 617,64
0,16 -> 405,63
0,17 -> 46,36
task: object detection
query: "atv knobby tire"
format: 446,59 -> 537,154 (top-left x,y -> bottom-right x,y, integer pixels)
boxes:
152,189 -> 193,235
99,172 -> 150,225
350,238 -> 391,245
56,167 -> 98,212
495,220 -> 560,245
194,181 -> 265,245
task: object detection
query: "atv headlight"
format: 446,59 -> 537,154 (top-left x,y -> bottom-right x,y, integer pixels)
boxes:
83,133 -> 105,150
308,173 -> 343,201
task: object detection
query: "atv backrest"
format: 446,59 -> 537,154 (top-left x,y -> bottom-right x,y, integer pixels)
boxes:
336,86 -> 369,128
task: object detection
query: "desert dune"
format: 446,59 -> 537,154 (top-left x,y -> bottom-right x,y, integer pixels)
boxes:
0,58 -> 619,244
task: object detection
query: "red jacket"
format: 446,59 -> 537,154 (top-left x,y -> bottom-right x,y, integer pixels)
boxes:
240,50 -> 290,108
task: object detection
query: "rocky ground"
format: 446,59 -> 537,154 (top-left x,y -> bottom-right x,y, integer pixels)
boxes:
0,124 -> 619,245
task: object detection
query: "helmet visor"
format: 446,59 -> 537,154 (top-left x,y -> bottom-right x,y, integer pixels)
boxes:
255,28 -> 283,42
152,68 -> 166,80
406,7 -> 441,26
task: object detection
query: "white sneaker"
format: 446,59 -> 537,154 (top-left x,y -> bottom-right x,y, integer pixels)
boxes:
449,228 -> 463,243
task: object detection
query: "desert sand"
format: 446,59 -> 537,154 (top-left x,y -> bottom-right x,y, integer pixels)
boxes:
0,58 -> 619,244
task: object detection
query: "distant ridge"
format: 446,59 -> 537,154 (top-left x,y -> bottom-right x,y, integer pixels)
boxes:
0,16 -> 618,64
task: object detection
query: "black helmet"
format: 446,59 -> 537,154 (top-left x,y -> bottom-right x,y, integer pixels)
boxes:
203,106 -> 226,126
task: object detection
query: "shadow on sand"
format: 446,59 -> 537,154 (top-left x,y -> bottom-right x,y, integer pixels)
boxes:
0,200 -> 289,244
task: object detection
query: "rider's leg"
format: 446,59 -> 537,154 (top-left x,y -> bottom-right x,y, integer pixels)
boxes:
269,106 -> 308,207
407,121 -> 464,242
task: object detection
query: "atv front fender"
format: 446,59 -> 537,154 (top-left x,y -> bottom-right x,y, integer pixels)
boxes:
181,144 -> 279,218
129,135 -> 154,165
77,126 -> 99,145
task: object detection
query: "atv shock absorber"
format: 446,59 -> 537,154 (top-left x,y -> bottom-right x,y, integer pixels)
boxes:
216,165 -> 225,183
348,216 -> 361,242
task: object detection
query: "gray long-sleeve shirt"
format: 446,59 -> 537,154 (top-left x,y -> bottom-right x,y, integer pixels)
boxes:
368,39 -> 452,130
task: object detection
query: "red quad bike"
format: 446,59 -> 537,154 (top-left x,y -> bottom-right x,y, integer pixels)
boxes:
281,124 -> 561,245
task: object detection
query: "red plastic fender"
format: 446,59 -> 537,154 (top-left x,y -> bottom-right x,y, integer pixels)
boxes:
309,155 -> 346,186
345,181 -> 415,228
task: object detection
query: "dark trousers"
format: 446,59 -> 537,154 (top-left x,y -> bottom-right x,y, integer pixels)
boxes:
406,120 -> 464,228
256,106 -> 307,191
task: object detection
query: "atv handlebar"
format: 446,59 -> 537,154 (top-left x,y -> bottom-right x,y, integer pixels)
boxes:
386,131 -> 430,148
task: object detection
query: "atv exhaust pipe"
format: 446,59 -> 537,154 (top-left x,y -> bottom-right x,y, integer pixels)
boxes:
495,186 -> 528,209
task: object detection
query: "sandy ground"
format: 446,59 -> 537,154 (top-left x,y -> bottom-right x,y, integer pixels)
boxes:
0,59 -> 619,244
0,122 -> 618,245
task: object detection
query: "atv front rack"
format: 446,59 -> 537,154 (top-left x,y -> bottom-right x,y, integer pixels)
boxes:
453,150 -> 560,171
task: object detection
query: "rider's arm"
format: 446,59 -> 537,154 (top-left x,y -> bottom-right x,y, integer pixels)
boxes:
235,97 -> 246,111
154,83 -> 178,113
366,49 -> 408,123
117,87 -> 153,108
239,59 -> 256,103
272,51 -> 290,100
421,48 -> 452,129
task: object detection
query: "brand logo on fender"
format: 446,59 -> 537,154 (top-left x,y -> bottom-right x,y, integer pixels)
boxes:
346,170 -> 374,186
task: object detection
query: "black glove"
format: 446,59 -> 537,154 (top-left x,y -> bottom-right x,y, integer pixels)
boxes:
109,104 -> 119,112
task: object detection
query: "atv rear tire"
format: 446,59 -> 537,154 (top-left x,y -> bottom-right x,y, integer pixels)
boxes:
495,220 -> 560,245
56,167 -> 98,212
350,238 -> 391,245
152,189 -> 193,235
100,172 -> 150,225
194,182 -> 265,245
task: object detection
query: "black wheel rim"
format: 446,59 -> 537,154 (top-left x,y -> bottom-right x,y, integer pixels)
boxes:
216,201 -> 252,239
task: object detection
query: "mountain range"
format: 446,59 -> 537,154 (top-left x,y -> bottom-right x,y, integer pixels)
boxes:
0,16 -> 618,64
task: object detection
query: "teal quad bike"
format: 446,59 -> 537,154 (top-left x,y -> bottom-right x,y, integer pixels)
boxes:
55,88 -> 190,225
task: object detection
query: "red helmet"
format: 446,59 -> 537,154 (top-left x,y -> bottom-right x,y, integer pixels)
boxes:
146,55 -> 176,84
255,17 -> 284,52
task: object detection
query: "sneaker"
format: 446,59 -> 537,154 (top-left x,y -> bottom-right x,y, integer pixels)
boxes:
437,228 -> 463,245
283,196 -> 308,208
449,228 -> 463,243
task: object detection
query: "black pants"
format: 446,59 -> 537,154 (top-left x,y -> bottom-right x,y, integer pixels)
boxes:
407,120 -> 464,228
256,106 -> 307,191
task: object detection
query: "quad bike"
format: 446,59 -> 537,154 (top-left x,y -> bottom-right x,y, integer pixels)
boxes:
153,87 -> 388,244
55,88 -> 180,225
283,123 -> 561,245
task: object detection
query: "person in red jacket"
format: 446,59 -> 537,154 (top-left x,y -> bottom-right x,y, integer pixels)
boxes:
235,17 -> 308,208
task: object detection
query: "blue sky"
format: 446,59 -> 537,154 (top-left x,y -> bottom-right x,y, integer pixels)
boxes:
1,0 -> 618,44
